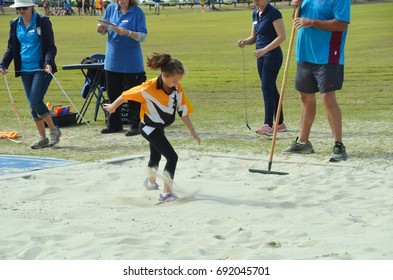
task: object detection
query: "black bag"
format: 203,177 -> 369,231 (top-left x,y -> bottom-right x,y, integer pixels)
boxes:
81,56 -> 99,65
80,57 -> 102,98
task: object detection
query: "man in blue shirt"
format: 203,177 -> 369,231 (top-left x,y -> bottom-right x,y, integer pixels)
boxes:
284,0 -> 351,162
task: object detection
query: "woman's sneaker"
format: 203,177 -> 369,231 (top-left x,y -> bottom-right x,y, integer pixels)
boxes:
256,123 -> 287,136
31,137 -> 49,149
255,124 -> 273,135
329,142 -> 348,162
159,192 -> 177,202
142,178 -> 159,190
277,123 -> 288,132
49,127 -> 62,147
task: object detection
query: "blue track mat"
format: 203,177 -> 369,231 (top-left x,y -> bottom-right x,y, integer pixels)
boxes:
0,155 -> 79,176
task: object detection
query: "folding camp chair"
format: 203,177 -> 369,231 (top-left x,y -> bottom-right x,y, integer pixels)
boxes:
80,53 -> 107,122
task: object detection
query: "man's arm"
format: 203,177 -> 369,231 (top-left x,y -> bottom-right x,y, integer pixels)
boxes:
294,18 -> 348,32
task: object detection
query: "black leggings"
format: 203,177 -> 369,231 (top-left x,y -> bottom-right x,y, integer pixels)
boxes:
140,124 -> 178,180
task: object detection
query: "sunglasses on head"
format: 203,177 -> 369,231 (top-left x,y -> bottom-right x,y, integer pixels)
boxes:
16,7 -> 29,11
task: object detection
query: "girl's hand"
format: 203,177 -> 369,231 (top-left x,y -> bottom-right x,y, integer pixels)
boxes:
103,103 -> 115,114
190,130 -> 201,145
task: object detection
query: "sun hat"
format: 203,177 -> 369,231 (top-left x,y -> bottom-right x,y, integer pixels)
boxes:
10,0 -> 37,8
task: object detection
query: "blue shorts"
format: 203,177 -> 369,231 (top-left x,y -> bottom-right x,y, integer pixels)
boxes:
295,62 -> 344,94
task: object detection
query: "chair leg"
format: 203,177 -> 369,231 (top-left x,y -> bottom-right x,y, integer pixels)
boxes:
94,89 -> 106,122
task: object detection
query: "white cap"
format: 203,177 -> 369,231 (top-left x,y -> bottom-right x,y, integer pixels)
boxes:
10,0 -> 37,8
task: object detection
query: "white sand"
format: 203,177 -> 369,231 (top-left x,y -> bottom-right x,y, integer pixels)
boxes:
1,152 -> 392,260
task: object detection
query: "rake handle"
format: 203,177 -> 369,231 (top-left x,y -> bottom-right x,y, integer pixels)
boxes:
268,7 -> 299,167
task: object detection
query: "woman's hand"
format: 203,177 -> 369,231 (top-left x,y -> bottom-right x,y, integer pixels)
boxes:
44,64 -> 52,74
254,48 -> 267,58
113,27 -> 129,36
237,40 -> 246,48
97,23 -> 107,33
0,68 -> 8,75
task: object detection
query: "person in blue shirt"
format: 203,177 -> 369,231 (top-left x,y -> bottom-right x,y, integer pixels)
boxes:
237,0 -> 287,136
284,0 -> 350,162
97,0 -> 147,136
0,0 -> 5,15
153,0 -> 160,15
0,0 -> 62,149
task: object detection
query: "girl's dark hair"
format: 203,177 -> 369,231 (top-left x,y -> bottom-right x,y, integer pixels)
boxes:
146,52 -> 185,76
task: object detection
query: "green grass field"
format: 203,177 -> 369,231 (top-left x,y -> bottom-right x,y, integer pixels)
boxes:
0,2 -> 392,162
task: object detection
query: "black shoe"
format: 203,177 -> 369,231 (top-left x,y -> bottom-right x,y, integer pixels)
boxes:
101,127 -> 123,134
125,128 -> 140,136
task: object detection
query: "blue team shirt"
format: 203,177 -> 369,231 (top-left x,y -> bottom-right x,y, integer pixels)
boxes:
102,3 -> 147,73
296,0 -> 351,65
17,12 -> 41,72
252,3 -> 283,57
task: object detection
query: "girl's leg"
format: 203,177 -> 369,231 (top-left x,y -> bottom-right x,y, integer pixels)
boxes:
141,126 -> 178,193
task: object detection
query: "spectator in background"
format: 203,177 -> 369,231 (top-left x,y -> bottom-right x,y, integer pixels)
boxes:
76,0 -> 83,15
84,0 -> 90,15
91,0 -> 96,15
200,0 -> 205,13
96,0 -> 103,16
97,0 -> 147,136
153,0 -> 160,15
54,0 -> 71,15
63,0 -> 73,15
0,0 -> 4,15
42,0 -> 51,15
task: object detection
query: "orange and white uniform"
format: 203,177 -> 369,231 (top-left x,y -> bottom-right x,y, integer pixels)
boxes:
122,76 -> 194,128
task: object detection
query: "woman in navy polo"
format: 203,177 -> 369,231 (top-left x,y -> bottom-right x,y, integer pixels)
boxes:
237,0 -> 287,136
